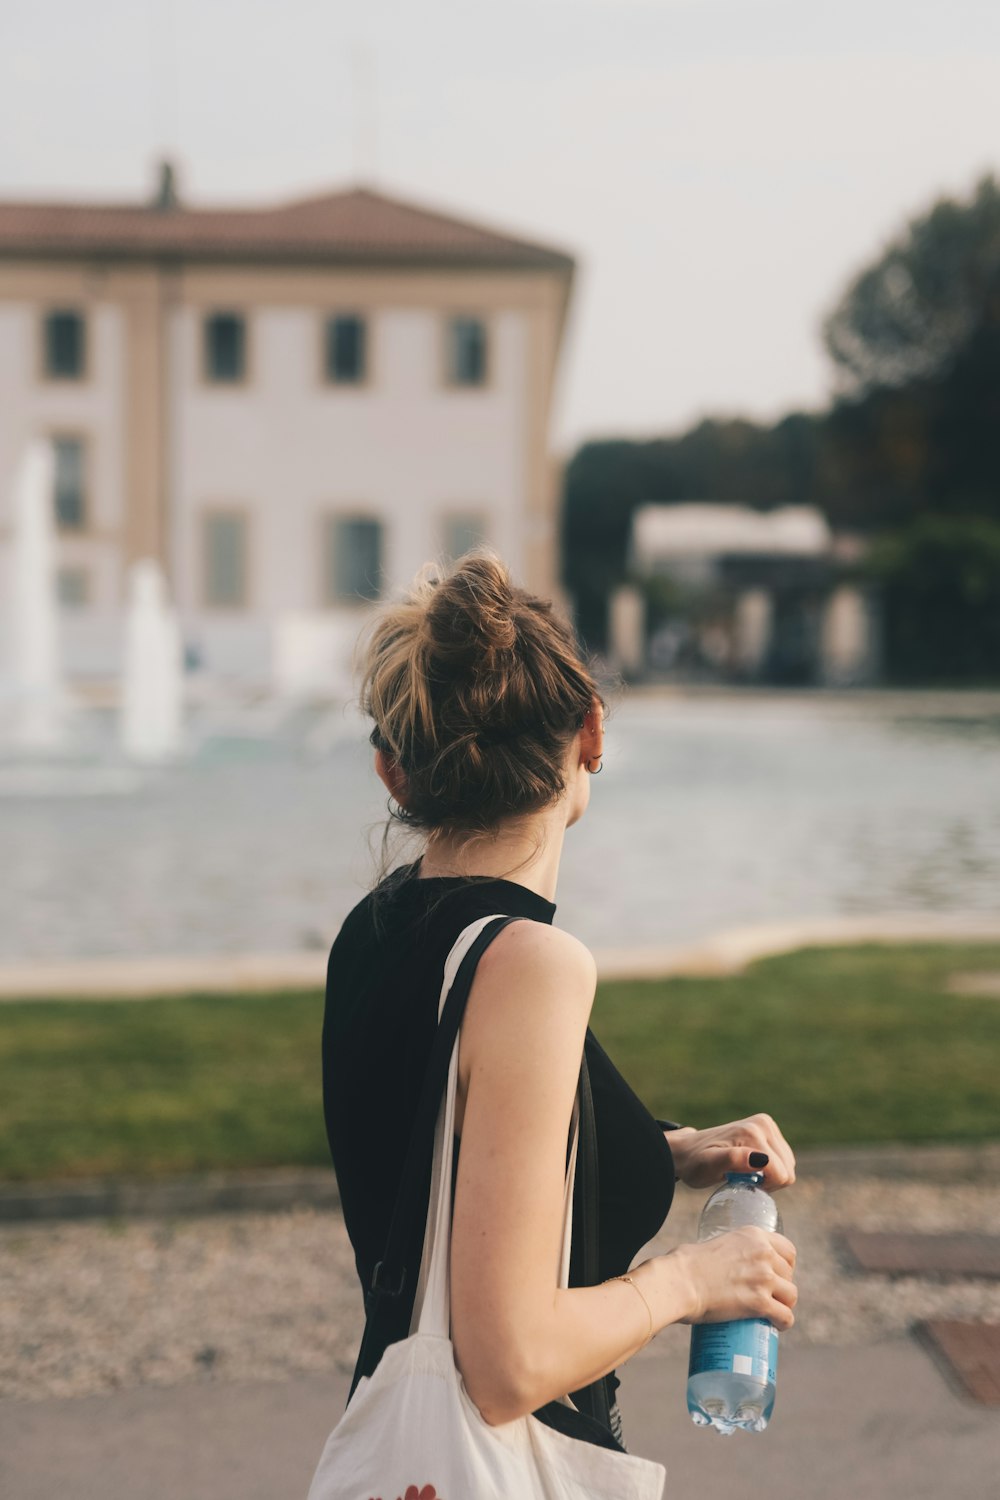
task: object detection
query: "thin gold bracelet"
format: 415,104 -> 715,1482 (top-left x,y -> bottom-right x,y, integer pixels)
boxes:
603,1272 -> 654,1347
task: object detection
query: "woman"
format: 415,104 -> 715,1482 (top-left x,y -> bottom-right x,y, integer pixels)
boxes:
322,550 -> 797,1456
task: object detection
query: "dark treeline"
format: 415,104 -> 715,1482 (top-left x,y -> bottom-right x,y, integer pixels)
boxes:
563,175 -> 1000,679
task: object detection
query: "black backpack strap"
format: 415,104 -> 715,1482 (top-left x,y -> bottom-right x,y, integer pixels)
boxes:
566,1046 -> 617,1435
348,916 -> 621,1450
349,915 -> 519,1400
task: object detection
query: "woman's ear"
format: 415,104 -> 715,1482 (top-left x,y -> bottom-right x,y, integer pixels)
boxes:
375,748 -> 408,807
579,696 -> 605,766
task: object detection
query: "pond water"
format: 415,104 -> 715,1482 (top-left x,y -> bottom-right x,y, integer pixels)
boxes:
2,690 -> 999,963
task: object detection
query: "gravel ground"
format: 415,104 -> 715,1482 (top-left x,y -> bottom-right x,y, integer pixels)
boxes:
4,1179 -> 1000,1402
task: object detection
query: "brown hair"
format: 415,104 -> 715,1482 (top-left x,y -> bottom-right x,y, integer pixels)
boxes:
358,549 -> 605,850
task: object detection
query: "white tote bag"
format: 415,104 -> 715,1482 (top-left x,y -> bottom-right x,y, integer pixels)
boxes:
306,914 -> 666,1500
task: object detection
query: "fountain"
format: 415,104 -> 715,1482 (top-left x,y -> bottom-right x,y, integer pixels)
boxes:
0,442 -> 160,794
0,438 -> 327,793
120,560 -> 184,763
2,440 -> 70,750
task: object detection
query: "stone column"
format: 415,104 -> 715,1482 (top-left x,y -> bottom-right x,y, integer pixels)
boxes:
608,583 -> 646,679
733,587 -> 773,679
820,584 -> 880,686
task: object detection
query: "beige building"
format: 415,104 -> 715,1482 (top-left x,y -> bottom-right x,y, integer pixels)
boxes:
0,170 -> 574,687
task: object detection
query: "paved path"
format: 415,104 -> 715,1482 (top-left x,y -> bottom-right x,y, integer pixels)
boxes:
3,912 -> 1000,998
2,1338 -> 996,1500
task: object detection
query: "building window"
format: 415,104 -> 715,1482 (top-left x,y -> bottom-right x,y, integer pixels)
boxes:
53,437 -> 86,530
204,313 -> 247,383
43,310 -> 86,379
442,513 -> 487,561
204,512 -> 249,607
57,567 -> 90,607
325,315 -> 367,384
446,316 -> 488,387
325,516 -> 383,603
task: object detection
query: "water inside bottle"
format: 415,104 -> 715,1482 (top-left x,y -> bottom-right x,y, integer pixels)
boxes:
686,1173 -> 783,1435
687,1370 -> 776,1436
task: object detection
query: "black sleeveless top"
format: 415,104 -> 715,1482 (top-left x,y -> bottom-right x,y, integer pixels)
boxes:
322,861 -> 677,1444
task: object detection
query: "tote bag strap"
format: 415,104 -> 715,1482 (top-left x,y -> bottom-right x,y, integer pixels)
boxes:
349,915 -> 519,1399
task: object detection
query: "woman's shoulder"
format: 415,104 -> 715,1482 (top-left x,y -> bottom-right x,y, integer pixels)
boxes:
325,866 -> 589,1017
480,918 -> 596,990
460,921 -> 597,1069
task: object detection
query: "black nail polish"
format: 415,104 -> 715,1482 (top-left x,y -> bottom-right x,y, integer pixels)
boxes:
749,1151 -> 769,1168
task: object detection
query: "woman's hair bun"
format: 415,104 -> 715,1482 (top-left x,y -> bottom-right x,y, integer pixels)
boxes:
425,550 -> 517,659
359,545 -> 604,838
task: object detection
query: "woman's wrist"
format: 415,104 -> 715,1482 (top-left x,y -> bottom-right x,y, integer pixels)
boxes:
602,1272 -> 654,1347
663,1124 -> 698,1184
643,1246 -> 703,1331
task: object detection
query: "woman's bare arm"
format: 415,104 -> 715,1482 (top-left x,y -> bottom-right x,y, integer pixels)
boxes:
449,923 -> 796,1426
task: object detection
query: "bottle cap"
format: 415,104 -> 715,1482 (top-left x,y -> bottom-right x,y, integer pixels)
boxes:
725,1170 -> 765,1185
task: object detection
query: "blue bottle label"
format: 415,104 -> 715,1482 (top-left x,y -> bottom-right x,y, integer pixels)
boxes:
689,1319 -> 778,1385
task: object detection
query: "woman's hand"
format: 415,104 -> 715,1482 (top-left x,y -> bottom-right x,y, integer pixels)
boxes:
666,1114 -> 796,1190
667,1226 -> 798,1330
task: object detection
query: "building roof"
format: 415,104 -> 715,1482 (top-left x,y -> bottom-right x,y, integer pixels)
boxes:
0,181 -> 575,272
631,503 -> 832,562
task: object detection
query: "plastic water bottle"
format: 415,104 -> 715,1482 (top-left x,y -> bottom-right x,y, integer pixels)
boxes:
686,1171 -> 782,1435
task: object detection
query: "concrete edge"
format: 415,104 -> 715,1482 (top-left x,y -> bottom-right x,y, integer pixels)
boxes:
4,1143 -> 1000,1225
0,1168 -> 341,1224
799,1141 -> 1000,1182
0,953 -> 329,1001
595,914 -> 1000,981
4,914 -> 1000,999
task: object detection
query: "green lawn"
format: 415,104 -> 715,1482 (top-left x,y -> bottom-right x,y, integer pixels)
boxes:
593,943 -> 1000,1147
1,943 -> 998,1182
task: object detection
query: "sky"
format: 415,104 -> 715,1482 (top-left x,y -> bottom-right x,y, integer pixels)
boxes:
2,0 -> 999,454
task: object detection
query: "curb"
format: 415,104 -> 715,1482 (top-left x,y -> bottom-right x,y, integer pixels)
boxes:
0,953 -> 328,1001
3,1143 -> 999,1225
0,1168 -> 340,1224
594,914 -> 1000,981
797,1142 -> 1000,1182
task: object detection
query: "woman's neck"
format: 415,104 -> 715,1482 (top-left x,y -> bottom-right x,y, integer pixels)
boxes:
417,806 -> 567,903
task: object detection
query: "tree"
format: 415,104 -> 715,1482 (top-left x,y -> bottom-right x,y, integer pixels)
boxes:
561,173 -> 1000,660
868,516 -> 1000,683
823,175 -> 1000,394
560,440 -> 671,647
